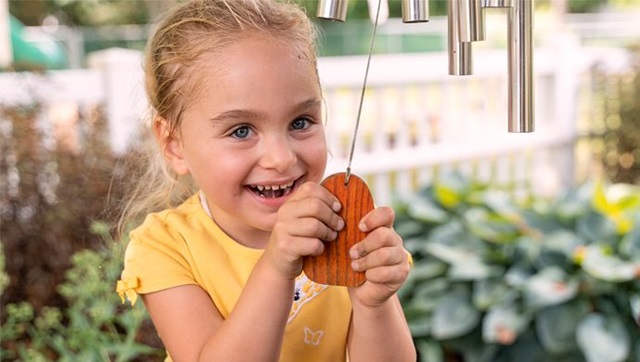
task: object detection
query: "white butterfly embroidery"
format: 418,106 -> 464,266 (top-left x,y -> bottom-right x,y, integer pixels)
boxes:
304,327 -> 324,346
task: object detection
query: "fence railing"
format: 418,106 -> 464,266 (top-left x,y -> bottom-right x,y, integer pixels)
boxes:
0,36 -> 630,205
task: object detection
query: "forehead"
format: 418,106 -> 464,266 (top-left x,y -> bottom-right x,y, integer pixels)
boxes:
184,34 -> 321,119
204,35 -> 317,95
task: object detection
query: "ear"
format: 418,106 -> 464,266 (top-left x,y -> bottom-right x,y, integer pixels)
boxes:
153,117 -> 190,176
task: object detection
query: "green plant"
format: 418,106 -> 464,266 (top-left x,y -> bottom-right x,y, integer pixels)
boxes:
0,222 -> 161,362
395,174 -> 640,361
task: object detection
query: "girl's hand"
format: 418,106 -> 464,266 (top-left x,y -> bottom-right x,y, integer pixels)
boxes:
348,207 -> 411,308
263,182 -> 345,280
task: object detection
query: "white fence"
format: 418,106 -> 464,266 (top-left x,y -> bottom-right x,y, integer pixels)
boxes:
0,36 -> 631,205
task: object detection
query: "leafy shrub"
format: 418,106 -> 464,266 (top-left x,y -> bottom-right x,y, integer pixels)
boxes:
0,222 -> 162,361
0,103 -> 127,312
396,174 -> 640,361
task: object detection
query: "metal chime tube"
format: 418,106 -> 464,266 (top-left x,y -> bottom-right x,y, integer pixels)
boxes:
401,0 -> 429,23
448,0 -> 472,75
317,0 -> 535,133
458,0 -> 485,42
483,0 -> 513,7
317,0 -> 348,22
508,0 -> 534,132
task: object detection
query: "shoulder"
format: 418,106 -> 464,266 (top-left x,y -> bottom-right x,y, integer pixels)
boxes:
132,194 -> 204,241
121,194 -> 206,294
124,194 -> 207,271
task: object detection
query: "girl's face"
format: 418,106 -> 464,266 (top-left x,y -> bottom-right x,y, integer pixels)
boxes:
165,34 -> 327,248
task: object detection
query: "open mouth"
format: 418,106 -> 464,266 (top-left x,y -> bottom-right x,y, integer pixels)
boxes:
248,180 -> 296,199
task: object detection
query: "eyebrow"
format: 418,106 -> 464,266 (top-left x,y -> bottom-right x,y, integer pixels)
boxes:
210,97 -> 322,123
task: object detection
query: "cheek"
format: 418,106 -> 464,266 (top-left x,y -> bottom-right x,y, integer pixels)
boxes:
302,138 -> 328,176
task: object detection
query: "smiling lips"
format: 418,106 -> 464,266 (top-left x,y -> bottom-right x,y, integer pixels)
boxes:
249,180 -> 295,198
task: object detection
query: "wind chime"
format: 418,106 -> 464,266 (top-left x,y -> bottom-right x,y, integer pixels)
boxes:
303,0 -> 535,286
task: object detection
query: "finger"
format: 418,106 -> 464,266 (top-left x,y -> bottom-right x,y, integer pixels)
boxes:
281,216 -> 340,242
358,206 -> 395,232
362,262 -> 410,285
291,182 -> 342,213
351,246 -> 409,274
349,227 -> 399,260
283,196 -> 344,236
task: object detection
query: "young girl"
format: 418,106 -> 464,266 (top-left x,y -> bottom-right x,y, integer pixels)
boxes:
116,0 -> 416,361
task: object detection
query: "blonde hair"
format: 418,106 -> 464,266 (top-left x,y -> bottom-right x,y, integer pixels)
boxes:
117,0 -> 318,235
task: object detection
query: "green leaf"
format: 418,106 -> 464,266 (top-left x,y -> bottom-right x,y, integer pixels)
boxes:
630,293 -> 640,326
576,210 -> 618,245
504,263 -> 535,289
581,245 -> 639,282
424,242 -> 481,265
524,267 -> 579,309
576,313 -> 630,362
408,314 -> 433,338
473,278 -> 516,311
592,183 -> 640,234
464,208 -> 519,244
394,220 -> 426,239
407,196 -> 450,224
536,231 -> 582,269
536,299 -> 589,354
431,288 -> 480,340
482,304 -> 529,345
415,339 -> 444,362
449,261 -> 499,281
434,183 -> 461,209
426,220 -> 481,247
555,182 -> 593,221
619,217 -> 640,259
408,260 -> 449,282
482,190 -> 520,216
403,237 -> 429,257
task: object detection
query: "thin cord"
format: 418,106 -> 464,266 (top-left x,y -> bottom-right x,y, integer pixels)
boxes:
345,0 -> 382,184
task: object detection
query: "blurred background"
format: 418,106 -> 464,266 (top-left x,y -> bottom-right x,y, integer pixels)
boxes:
1,0 -> 640,361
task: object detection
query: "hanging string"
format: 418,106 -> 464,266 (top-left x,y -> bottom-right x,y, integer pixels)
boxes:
345,0 -> 382,184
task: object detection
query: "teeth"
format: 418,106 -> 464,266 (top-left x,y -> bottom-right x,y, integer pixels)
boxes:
250,181 -> 294,196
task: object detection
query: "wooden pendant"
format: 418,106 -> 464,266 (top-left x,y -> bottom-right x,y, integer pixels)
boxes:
303,172 -> 374,286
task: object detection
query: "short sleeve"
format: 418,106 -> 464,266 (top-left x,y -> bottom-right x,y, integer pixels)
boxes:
117,215 -> 197,305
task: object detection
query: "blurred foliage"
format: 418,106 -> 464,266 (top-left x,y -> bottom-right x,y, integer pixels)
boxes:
591,43 -> 640,185
0,100 -> 161,360
0,222 -> 161,361
396,174 -> 640,361
0,102 -> 118,311
9,0 -> 632,27
8,0 -> 169,26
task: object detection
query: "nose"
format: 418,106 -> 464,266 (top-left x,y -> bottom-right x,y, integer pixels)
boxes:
258,135 -> 297,173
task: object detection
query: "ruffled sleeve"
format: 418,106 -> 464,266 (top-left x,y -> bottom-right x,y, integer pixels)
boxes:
116,210 -> 198,306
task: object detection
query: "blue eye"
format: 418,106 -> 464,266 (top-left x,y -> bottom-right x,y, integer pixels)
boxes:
291,117 -> 311,130
231,126 -> 251,139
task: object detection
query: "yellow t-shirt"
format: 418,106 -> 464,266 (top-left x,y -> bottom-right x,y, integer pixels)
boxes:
117,193 -> 351,361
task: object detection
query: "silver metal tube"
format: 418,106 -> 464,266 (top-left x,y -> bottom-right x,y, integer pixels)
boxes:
508,0 -> 534,132
458,0 -> 485,42
401,0 -> 429,23
482,0 -> 512,7
317,0 -> 348,22
448,0 -> 472,75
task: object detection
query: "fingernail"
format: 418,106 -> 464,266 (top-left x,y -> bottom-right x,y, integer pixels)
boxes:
349,248 -> 359,259
337,218 -> 345,231
351,260 -> 359,271
359,222 -> 366,232
332,201 -> 341,212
